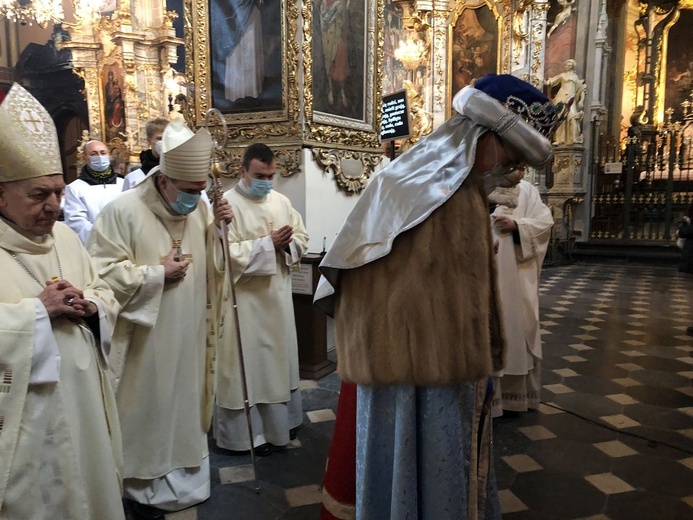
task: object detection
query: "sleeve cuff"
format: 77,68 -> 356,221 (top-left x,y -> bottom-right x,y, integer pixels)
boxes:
29,299 -> 61,385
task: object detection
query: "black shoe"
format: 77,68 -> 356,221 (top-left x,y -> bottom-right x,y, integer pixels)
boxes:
289,427 -> 298,440
125,500 -> 166,520
253,443 -> 272,456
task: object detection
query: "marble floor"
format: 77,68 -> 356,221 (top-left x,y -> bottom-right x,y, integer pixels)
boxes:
161,262 -> 692,520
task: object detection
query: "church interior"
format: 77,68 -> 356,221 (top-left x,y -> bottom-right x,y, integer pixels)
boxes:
0,0 -> 692,518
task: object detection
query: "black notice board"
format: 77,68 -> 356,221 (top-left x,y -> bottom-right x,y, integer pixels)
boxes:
381,90 -> 410,142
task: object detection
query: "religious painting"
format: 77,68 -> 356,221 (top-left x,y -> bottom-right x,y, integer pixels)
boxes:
450,6 -> 498,99
100,63 -> 126,143
664,10 -> 693,122
312,0 -> 366,121
208,0 -> 284,114
382,0 -> 408,96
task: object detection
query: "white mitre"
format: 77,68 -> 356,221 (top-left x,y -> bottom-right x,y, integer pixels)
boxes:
158,118 -> 213,182
0,83 -> 63,182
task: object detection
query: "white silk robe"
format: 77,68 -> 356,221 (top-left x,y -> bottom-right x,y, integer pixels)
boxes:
0,219 -> 124,520
87,179 -> 223,482
492,180 -> 553,375
216,188 -> 308,412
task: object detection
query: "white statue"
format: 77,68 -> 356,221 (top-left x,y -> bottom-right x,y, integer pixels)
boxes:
76,129 -> 91,157
545,59 -> 586,145
547,0 -> 576,39
119,128 -> 139,153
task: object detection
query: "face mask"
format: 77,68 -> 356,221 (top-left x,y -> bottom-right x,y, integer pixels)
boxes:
154,141 -> 163,156
248,178 -> 273,198
169,186 -> 201,215
90,155 -> 111,172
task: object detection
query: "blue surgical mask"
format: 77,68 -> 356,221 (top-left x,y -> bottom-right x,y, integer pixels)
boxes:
248,178 -> 273,198
169,187 -> 201,215
90,155 -> 111,172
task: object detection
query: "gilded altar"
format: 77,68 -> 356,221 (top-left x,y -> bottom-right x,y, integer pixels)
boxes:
63,1 -> 183,164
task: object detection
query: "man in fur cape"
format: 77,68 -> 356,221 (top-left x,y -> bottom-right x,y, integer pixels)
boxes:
315,74 -> 564,519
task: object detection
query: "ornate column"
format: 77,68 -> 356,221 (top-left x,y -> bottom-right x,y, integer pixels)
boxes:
509,0 -> 549,86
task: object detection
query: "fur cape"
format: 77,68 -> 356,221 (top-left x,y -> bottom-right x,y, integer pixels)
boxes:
334,173 -> 507,386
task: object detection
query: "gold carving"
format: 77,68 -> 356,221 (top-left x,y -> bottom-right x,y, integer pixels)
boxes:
432,9 -> 448,108
215,146 -> 301,178
74,67 -> 103,141
311,148 -> 382,193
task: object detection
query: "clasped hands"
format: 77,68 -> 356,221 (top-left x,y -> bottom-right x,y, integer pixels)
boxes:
271,225 -> 293,251
38,280 -> 97,320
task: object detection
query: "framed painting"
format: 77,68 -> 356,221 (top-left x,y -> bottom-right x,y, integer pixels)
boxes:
449,3 -> 499,104
187,0 -> 299,131
306,0 -> 382,146
100,62 -> 126,143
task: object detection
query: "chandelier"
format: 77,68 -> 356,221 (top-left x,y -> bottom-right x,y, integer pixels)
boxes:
0,0 -> 103,28
394,39 -> 426,71
0,0 -> 64,27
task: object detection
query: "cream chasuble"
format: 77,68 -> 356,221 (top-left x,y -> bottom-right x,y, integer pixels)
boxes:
0,219 -> 123,520
87,178 -> 223,480
216,188 -> 308,411
492,180 -> 553,376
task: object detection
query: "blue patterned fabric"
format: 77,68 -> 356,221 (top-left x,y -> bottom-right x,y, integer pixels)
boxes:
356,384 -> 501,519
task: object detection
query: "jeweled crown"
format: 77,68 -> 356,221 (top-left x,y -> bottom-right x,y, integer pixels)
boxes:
505,95 -> 570,139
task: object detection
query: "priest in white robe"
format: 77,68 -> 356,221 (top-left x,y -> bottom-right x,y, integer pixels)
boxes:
87,119 -> 233,519
63,139 -> 125,244
214,143 -> 308,455
490,180 -> 553,416
0,84 -> 124,520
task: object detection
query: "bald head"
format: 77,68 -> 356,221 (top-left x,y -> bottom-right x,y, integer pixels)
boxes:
85,140 -> 108,157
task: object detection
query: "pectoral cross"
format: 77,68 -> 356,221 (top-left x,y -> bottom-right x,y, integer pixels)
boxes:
160,239 -> 193,263
172,239 -> 183,261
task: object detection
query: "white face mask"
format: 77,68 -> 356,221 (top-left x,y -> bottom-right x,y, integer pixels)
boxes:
154,141 -> 163,156
90,155 -> 111,172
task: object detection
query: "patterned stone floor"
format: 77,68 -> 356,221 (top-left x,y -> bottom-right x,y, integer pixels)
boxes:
163,262 -> 692,520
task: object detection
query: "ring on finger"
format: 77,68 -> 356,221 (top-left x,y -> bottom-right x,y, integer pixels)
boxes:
65,296 -> 75,306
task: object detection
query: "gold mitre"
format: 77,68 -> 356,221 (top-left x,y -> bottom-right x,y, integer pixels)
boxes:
0,83 -> 62,182
159,118 -> 213,182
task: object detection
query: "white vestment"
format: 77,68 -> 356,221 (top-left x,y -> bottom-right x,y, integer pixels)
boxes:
63,177 -> 125,244
87,178 -> 223,510
122,168 -> 146,191
0,219 -> 124,520
491,180 -> 553,414
214,187 -> 308,450
224,6 -> 264,102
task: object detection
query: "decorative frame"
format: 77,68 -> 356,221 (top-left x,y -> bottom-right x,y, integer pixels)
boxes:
304,0 -> 384,149
186,0 -> 301,137
448,0 -> 502,112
